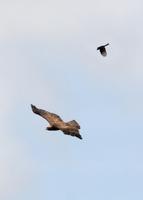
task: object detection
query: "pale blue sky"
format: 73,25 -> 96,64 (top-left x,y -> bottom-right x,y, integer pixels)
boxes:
0,0 -> 143,199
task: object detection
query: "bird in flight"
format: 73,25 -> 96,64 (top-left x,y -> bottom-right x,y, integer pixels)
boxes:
31,104 -> 82,139
97,43 -> 109,57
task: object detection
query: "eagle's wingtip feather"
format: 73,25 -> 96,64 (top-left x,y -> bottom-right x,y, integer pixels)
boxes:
77,134 -> 82,140
31,104 -> 38,113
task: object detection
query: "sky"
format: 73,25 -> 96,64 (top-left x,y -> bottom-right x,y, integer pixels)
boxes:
0,0 -> 143,199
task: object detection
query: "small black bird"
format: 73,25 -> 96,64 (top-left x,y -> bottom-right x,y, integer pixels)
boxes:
97,43 -> 109,57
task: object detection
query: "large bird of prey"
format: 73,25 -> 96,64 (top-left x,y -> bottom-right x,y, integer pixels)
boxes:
97,43 -> 109,57
31,104 -> 82,139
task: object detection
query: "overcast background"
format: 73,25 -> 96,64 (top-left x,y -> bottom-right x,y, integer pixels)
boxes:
0,0 -> 142,199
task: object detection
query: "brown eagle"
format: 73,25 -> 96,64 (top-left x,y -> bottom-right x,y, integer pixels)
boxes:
97,43 -> 109,57
31,104 -> 82,139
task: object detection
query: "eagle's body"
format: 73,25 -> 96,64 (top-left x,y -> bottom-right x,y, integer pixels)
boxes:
97,43 -> 109,57
31,104 -> 82,139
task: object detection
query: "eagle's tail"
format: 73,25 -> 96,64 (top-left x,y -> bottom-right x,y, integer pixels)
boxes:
66,120 -> 80,129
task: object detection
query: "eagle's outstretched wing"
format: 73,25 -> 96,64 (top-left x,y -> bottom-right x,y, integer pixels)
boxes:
63,128 -> 82,139
31,104 -> 63,126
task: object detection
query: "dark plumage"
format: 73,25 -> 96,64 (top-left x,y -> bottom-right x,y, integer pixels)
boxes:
97,43 -> 109,57
31,104 -> 82,139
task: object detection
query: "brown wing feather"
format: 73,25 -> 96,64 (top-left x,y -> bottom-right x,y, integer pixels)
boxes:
63,128 -> 82,139
31,104 -> 63,126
